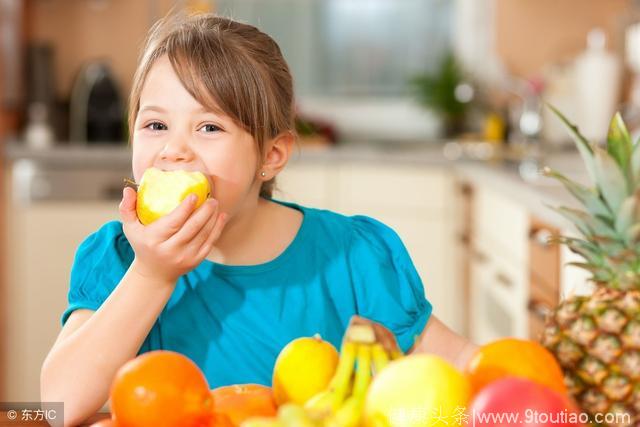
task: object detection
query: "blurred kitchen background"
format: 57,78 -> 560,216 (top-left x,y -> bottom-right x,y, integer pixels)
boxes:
0,0 -> 638,402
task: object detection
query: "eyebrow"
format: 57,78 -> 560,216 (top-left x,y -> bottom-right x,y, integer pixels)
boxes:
139,105 -> 217,115
139,105 -> 166,114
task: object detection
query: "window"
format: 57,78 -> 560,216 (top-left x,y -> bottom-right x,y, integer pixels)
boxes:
216,0 -> 452,98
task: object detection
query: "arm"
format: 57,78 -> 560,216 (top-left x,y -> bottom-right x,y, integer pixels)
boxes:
409,315 -> 478,371
40,267 -> 175,426
41,188 -> 226,426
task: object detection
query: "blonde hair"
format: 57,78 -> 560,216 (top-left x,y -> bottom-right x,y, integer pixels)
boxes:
129,13 -> 296,198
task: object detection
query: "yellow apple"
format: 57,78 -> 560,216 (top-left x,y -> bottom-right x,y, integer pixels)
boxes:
364,354 -> 470,427
136,167 -> 211,225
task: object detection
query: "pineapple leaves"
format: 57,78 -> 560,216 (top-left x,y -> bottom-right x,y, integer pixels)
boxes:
607,112 -> 632,174
556,236 -> 604,266
547,104 -> 597,185
543,167 -> 611,218
549,205 -> 621,241
631,142 -> 640,187
593,145 -> 629,213
627,223 -> 640,245
546,106 -> 640,288
615,194 -> 640,236
548,206 -> 592,237
566,262 -> 605,274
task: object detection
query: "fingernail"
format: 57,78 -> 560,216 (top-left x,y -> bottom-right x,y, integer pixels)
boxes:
189,194 -> 197,204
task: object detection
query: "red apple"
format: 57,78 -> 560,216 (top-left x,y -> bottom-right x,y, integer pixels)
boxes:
469,377 -> 584,427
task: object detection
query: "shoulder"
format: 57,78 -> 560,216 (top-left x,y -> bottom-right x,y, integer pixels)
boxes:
71,220 -> 134,286
75,220 -> 133,263
64,221 -> 134,324
293,201 -> 407,262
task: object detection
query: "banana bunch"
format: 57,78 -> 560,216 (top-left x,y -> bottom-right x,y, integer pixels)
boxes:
243,318 -> 402,427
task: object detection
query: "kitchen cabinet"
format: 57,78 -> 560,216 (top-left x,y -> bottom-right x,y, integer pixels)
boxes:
3,168 -> 120,401
469,184 -> 529,344
276,161 -> 464,334
274,163 -> 338,210
1,0 -> 28,402
527,217 -> 561,341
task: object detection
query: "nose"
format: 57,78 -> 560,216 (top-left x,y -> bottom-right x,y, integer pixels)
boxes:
159,135 -> 195,164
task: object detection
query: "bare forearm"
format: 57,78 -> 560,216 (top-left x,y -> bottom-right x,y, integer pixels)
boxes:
410,316 -> 478,370
40,261 -> 174,426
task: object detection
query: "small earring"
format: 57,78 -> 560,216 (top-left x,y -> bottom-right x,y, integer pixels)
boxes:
260,171 -> 267,178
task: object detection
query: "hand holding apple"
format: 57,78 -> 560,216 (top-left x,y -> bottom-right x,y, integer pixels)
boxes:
119,168 -> 227,284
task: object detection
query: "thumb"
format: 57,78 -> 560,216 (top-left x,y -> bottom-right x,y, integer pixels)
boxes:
119,187 -> 139,225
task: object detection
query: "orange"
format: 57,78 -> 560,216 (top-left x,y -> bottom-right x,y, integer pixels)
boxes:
89,419 -> 117,427
210,384 -> 277,426
210,413 -> 234,427
465,338 -> 567,396
272,335 -> 339,405
110,350 -> 214,427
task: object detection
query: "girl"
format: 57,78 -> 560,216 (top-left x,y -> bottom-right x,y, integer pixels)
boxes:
41,12 -> 476,425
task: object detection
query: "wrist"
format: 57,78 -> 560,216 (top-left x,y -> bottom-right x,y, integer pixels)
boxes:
128,259 -> 177,288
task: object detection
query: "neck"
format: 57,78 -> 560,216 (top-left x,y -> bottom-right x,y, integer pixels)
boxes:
206,195 -> 267,265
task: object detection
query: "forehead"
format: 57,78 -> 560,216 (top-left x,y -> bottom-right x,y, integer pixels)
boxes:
139,55 -> 225,117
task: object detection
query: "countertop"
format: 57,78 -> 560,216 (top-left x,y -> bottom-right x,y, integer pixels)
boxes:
4,142 -> 587,230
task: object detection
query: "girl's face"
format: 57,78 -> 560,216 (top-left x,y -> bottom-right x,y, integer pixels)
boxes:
132,55 -> 262,217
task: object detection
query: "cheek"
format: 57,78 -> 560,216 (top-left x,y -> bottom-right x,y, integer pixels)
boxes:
131,140 -> 154,182
202,141 -> 259,182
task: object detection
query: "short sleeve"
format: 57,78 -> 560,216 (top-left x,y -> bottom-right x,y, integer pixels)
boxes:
61,221 -> 134,325
347,215 -> 432,353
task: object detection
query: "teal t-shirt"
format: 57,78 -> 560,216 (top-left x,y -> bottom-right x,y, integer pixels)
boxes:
61,199 -> 432,388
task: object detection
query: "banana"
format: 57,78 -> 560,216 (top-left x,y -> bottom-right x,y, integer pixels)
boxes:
324,395 -> 364,427
367,413 -> 392,427
278,403 -> 318,427
304,389 -> 335,415
345,323 -> 376,344
371,343 -> 389,375
306,340 -> 357,416
390,349 -> 403,360
326,344 -> 371,427
352,344 -> 372,398
302,319 -> 404,427
328,340 -> 357,396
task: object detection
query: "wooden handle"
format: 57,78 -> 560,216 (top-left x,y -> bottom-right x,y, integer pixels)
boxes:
529,227 -> 553,247
527,298 -> 553,320
473,249 -> 488,263
495,271 -> 513,288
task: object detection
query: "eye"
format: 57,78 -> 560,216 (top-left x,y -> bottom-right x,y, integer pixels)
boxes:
198,124 -> 222,133
145,121 -> 167,131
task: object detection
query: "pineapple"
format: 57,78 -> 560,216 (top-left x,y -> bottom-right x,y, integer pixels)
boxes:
542,106 -> 640,425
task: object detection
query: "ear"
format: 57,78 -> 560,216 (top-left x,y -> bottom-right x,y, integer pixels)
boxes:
259,131 -> 295,179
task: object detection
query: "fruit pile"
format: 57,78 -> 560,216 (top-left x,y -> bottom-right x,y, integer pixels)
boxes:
244,332 -> 584,427
91,317 -> 589,427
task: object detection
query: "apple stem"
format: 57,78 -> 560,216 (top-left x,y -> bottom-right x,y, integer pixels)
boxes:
123,178 -> 139,190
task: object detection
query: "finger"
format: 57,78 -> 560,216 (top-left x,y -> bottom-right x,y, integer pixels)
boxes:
119,187 -> 141,227
185,205 -> 220,250
169,199 -> 218,246
150,194 -> 198,238
196,212 -> 228,260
